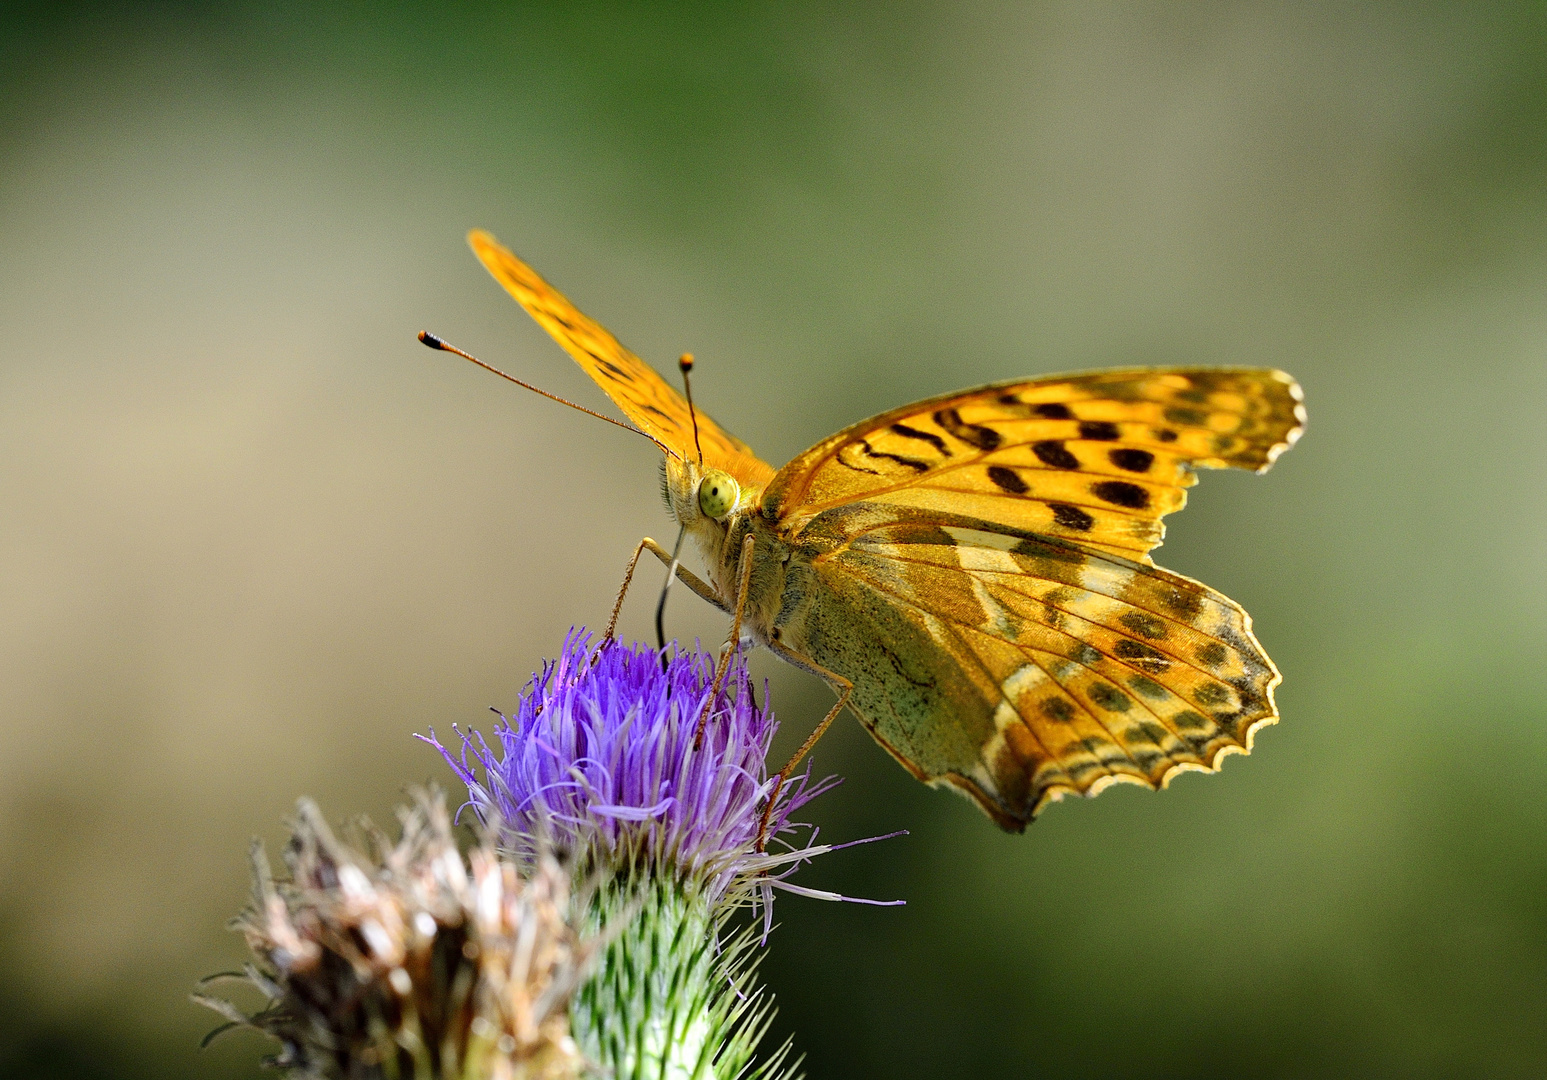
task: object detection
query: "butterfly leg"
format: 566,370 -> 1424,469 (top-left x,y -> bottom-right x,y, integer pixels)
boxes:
603,538 -> 653,641
605,536 -> 732,643
641,538 -> 731,614
754,641 -> 854,852
693,532 -> 756,748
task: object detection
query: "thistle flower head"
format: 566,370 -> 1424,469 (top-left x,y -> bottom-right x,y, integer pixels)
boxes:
424,632 -> 852,921
201,634 -> 904,1080
196,789 -> 590,1080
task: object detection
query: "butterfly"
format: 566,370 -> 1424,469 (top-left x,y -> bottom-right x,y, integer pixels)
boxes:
442,230 -> 1304,832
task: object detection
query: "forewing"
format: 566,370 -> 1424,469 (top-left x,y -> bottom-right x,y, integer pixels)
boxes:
766,368 -> 1303,562
794,504 -> 1279,827
469,230 -> 775,485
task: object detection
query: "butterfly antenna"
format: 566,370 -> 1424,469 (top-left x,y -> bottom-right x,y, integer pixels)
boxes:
418,332 -> 665,450
655,525 -> 688,666
678,353 -> 704,466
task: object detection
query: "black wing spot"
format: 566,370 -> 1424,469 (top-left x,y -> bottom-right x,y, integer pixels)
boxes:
933,407 -> 1001,450
1115,639 -> 1170,671
1033,440 -> 1080,469
1158,586 -> 1203,617
1156,428 -> 1178,443
1109,448 -> 1154,473
1042,697 -> 1076,722
1031,402 -> 1072,419
1119,611 -> 1169,640
1129,720 -> 1169,746
889,422 -> 951,456
986,465 -> 1028,494
1079,421 -> 1120,441
1050,503 -> 1095,531
1195,683 -> 1231,706
596,359 -> 634,382
860,440 -> 929,472
1127,674 -> 1168,700
1228,677 -> 1262,711
1092,480 -> 1150,509
1089,682 -> 1132,712
1195,642 -> 1228,667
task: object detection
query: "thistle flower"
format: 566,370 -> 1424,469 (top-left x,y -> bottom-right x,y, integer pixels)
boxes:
423,632 -> 862,914
196,789 -> 591,1080
424,632 -> 901,1080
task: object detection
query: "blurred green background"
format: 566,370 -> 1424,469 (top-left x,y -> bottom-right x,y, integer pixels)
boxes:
3,3 -> 1546,1077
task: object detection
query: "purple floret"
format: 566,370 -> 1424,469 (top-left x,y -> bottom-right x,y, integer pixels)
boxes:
422,631 -> 897,925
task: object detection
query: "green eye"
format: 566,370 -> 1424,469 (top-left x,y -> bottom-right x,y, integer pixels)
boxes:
697,470 -> 740,519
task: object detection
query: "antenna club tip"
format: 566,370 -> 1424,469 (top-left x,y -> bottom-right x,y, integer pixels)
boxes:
678,352 -> 694,372
418,331 -> 446,350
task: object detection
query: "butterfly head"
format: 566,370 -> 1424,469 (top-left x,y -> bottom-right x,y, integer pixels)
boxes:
663,455 -> 758,541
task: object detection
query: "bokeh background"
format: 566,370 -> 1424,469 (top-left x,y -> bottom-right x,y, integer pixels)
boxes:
3,3 -> 1546,1077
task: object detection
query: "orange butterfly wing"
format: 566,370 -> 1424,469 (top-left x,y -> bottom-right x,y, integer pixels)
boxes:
763,369 -> 1303,824
798,506 -> 1282,823
765,368 -> 1303,563
468,230 -> 774,487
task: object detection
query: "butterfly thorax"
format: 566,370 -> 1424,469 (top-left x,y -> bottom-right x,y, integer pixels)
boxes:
664,454 -> 780,624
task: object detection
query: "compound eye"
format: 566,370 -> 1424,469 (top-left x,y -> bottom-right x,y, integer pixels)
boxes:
697,470 -> 740,520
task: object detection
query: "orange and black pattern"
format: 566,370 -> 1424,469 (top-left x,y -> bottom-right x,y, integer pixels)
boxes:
469,230 -> 775,487
766,368 -> 1304,563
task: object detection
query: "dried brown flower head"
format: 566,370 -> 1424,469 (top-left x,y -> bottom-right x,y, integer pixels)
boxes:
196,789 -> 592,1080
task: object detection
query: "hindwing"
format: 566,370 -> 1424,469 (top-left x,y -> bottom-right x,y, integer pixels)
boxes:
788,504 -> 1279,826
